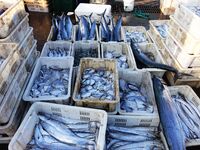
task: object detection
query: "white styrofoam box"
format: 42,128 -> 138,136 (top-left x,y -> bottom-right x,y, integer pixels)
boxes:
0,54 -> 28,124
118,70 -> 159,118
123,0 -> 135,12
73,25 -> 99,42
123,26 -> 152,43
23,57 -> 74,104
40,41 -> 72,57
148,20 -> 169,50
165,32 -> 200,68
0,13 -> 29,43
133,43 -> 166,77
169,15 -> 200,54
174,3 -> 200,39
101,42 -> 137,70
9,102 -> 107,150
75,3 -> 111,23
0,0 -> 26,38
168,85 -> 200,147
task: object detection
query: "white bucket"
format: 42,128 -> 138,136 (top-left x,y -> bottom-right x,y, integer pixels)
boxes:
123,0 -> 134,12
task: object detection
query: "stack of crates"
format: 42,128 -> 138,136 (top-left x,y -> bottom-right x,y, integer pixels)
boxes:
0,0 -> 39,143
24,0 -> 51,12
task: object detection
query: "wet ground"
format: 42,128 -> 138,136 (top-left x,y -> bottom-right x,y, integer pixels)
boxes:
1,1 -> 200,149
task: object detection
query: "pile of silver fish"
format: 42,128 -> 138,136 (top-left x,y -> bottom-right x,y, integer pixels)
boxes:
51,14 -> 73,41
74,48 -> 98,66
119,79 -> 153,113
155,24 -> 168,38
106,125 -> 165,150
47,47 -> 70,57
76,14 -> 96,41
100,10 -> 122,42
153,77 -> 186,149
30,65 -> 70,98
172,93 -> 200,139
188,6 -> 200,17
0,56 -> 4,66
126,31 -> 148,43
26,114 -> 100,150
104,51 -> 129,69
77,68 -> 115,100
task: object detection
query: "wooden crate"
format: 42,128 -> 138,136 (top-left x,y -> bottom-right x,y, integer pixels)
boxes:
73,58 -> 120,112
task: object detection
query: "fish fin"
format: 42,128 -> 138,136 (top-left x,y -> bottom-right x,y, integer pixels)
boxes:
97,8 -> 107,21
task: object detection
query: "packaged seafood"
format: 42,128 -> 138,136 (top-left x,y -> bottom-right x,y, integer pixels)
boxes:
148,20 -> 169,50
123,26 -> 152,43
9,102 -> 107,150
73,58 -> 119,112
101,42 -> 136,70
72,41 -> 100,67
0,13 -> 29,43
0,0 -> 26,38
118,70 -> 159,119
23,57 -> 74,104
41,41 -> 72,57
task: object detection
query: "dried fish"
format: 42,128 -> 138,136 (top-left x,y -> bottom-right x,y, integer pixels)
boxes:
104,50 -> 129,69
77,68 -> 115,101
126,31 -> 148,43
30,65 -> 70,98
47,47 -> 70,57
119,79 -> 153,113
155,24 -> 168,38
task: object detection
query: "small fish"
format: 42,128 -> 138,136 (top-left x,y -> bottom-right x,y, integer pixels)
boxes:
47,47 -> 70,57
155,24 -> 168,38
126,31 -> 148,43
188,6 -> 200,17
153,76 -> 186,150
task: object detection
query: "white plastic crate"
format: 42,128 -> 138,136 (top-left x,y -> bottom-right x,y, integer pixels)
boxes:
174,3 -> 200,39
160,42 -> 200,88
0,13 -> 29,44
0,54 -> 28,123
101,42 -> 137,69
73,25 -> 99,42
168,85 -> 200,147
26,3 -> 49,12
8,102 -> 107,150
133,43 -> 166,77
24,40 -> 39,73
165,32 -> 200,68
99,25 -> 124,42
41,41 -> 72,57
18,27 -> 34,58
75,3 -> 111,23
148,20 -> 169,50
117,70 -> 159,117
107,115 -> 168,149
0,45 -> 22,104
72,58 -> 120,112
71,41 -> 101,67
123,26 -> 152,43
47,26 -> 74,42
160,0 -> 179,15
0,0 -> 26,38
23,57 -> 74,104
90,0 -> 107,4
24,0 -> 49,5
169,15 -> 200,54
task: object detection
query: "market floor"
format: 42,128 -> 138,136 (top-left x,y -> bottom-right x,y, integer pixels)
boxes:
1,5 -> 200,150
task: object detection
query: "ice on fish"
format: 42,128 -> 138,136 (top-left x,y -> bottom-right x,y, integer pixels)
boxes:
106,125 -> 165,150
172,93 -> 200,140
104,50 -> 129,69
77,68 -> 115,101
26,113 -> 100,150
47,47 -> 70,57
119,79 -> 153,113
155,24 -> 168,38
188,6 -> 200,17
30,65 -> 70,98
126,31 -> 148,43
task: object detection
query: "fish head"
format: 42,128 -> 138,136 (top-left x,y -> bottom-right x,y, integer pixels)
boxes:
152,76 -> 167,91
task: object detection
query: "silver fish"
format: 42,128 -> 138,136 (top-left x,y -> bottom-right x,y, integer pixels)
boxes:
126,31 -> 148,43
188,6 -> 200,17
47,47 -> 70,57
155,24 -> 168,38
